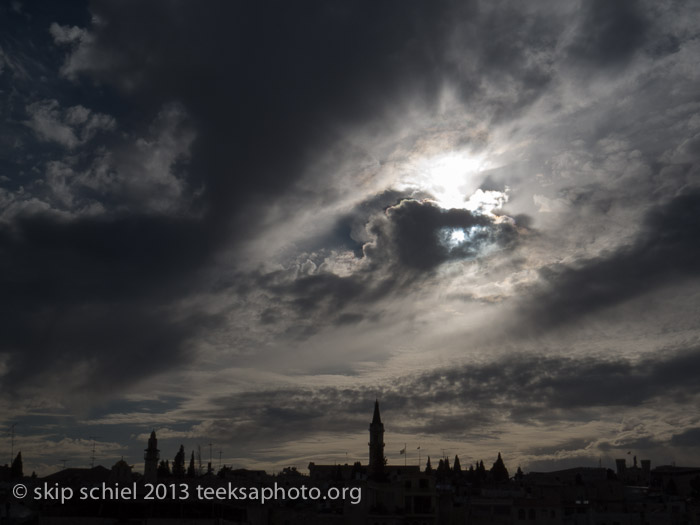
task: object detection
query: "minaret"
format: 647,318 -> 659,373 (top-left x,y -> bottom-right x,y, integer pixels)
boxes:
368,399 -> 385,480
144,430 -> 160,483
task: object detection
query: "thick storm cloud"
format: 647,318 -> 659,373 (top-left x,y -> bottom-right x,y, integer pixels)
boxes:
250,196 -> 519,333
378,199 -> 518,270
0,213 -> 220,395
520,189 -> 700,332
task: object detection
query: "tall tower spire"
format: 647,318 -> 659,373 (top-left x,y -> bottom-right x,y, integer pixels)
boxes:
372,399 -> 382,424
368,399 -> 385,480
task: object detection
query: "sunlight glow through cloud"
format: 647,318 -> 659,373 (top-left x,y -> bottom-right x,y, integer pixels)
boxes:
396,150 -> 508,215
399,151 -> 488,209
441,225 -> 493,253
450,229 -> 466,244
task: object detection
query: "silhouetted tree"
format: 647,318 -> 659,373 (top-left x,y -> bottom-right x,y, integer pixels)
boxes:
218,465 -> 232,478
437,458 -> 445,474
425,457 -> 433,474
444,456 -> 451,471
478,460 -> 487,480
490,453 -> 509,483
187,451 -> 196,478
172,445 -> 186,477
281,466 -> 300,477
515,466 -> 524,481
157,459 -> 171,477
472,461 -> 487,488
453,455 -> 462,474
351,461 -> 363,480
10,452 -> 23,479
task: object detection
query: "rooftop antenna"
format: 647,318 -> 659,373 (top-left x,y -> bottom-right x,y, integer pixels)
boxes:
88,436 -> 100,468
197,445 -> 203,476
218,450 -> 222,470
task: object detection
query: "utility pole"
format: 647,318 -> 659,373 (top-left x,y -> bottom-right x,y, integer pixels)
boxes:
9,423 -> 16,465
88,436 -> 100,468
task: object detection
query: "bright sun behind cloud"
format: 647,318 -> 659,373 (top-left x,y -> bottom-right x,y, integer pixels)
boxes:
396,150 -> 508,215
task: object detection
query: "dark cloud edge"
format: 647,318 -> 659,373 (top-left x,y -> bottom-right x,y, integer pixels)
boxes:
515,188 -> 700,333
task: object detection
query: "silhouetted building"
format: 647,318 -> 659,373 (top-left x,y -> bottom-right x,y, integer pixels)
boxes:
616,455 -> 651,485
108,458 -> 133,485
369,399 -> 385,481
14,404 -> 700,525
651,465 -> 700,498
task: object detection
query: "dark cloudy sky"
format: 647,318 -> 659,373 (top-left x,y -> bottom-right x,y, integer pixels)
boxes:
2,0 -> 700,475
